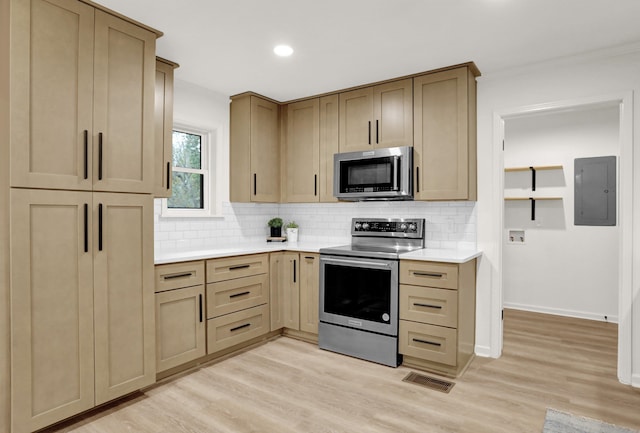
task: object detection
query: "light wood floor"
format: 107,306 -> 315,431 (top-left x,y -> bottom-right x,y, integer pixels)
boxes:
41,309 -> 640,433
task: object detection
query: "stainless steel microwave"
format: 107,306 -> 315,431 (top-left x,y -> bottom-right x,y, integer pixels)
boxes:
333,146 -> 413,201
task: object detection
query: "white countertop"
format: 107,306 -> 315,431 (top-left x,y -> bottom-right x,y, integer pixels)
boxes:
155,242 -> 481,265
398,248 -> 482,263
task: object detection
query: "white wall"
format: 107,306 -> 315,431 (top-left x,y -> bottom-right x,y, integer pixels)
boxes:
475,44 -> 640,386
502,105 -> 620,321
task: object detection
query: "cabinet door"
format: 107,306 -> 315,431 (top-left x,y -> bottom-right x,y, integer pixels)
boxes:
10,189 -> 94,432
319,95 -> 339,202
93,11 -> 156,194
154,58 -> 177,198
283,253 -> 300,330
10,0 -> 94,191
374,79 -> 413,148
286,99 -> 320,202
155,285 -> 206,373
338,87 -> 374,152
299,254 -> 319,334
93,192 -> 155,404
250,96 -> 280,202
414,67 -> 475,200
269,252 -> 285,331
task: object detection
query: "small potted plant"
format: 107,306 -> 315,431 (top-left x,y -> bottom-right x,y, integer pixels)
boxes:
267,217 -> 283,237
285,221 -> 299,243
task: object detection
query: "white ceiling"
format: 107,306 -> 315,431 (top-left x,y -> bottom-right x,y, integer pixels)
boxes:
98,0 -> 640,102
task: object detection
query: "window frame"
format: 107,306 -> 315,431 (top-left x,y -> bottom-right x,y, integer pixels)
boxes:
161,124 -> 215,218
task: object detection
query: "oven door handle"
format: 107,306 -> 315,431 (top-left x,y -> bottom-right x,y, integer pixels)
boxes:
321,257 -> 394,269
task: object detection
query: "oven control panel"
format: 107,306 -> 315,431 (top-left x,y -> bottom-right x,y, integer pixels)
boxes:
351,218 -> 424,237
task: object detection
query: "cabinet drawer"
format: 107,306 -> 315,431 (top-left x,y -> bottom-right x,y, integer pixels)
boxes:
400,284 -> 457,328
400,260 -> 458,289
155,261 -> 205,293
207,304 -> 270,353
399,320 -> 457,366
206,254 -> 268,283
206,274 -> 269,319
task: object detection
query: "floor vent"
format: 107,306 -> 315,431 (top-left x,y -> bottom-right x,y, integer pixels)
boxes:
402,372 -> 455,393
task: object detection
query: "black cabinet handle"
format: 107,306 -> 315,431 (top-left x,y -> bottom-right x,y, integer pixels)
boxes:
230,291 -> 250,299
304,256 -> 315,260
413,338 -> 441,347
166,162 -> 171,190
416,167 -> 420,193
98,132 -> 103,181
199,294 -> 203,323
314,174 -> 317,196
414,303 -> 443,310
98,203 -> 103,251
413,272 -> 444,278
368,121 -> 371,145
163,272 -> 193,280
229,264 -> 250,271
83,130 -> 88,180
83,203 -> 88,253
293,259 -> 297,283
376,119 -> 379,144
253,173 -> 257,195
230,323 -> 251,332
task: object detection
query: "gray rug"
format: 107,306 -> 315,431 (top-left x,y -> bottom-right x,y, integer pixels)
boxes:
543,409 -> 639,433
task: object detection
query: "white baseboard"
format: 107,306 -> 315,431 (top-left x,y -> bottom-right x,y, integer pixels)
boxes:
474,345 -> 493,358
503,302 -> 618,324
632,373 -> 640,389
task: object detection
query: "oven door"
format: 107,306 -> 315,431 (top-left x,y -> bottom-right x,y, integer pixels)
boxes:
319,255 -> 398,336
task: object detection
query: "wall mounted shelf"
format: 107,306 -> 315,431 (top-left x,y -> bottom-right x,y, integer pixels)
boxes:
504,197 -> 562,220
504,165 -> 563,191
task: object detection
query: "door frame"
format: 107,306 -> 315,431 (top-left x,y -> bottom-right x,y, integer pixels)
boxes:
491,91 -> 634,384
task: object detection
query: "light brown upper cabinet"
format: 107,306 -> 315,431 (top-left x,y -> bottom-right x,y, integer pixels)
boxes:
338,79 -> 413,152
413,66 -> 478,200
319,95 -> 339,202
10,0 -> 157,194
285,99 -> 320,202
154,57 -> 179,198
230,94 -> 280,202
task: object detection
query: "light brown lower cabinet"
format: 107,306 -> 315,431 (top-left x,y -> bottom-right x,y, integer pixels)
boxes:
205,254 -> 271,354
10,189 -> 155,433
398,259 -> 476,378
155,285 -> 206,373
270,252 -> 319,336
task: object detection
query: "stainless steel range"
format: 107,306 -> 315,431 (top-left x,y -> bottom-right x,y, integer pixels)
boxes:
318,217 -> 425,367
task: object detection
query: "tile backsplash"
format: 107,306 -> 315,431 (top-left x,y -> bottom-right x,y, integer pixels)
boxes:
154,200 -> 476,253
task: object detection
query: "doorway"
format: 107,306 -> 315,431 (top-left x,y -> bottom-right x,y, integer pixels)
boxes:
492,93 -> 634,384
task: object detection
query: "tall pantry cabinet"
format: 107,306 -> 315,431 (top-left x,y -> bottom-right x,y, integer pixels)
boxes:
2,0 -> 161,432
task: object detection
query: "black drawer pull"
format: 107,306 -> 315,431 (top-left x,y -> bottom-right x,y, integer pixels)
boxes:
414,303 -> 442,309
413,272 -> 444,278
229,264 -> 250,271
413,338 -> 441,347
230,323 -> 251,332
163,272 -> 193,280
304,256 -> 315,260
230,291 -> 250,299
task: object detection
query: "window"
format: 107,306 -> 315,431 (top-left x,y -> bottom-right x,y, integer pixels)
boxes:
162,125 -> 215,217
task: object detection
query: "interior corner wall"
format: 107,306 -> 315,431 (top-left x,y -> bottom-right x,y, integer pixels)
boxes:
475,46 -> 640,386
503,106 -> 620,321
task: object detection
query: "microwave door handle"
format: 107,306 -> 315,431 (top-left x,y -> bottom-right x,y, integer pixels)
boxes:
393,157 -> 399,191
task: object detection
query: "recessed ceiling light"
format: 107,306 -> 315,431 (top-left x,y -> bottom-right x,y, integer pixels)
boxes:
274,45 -> 294,57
